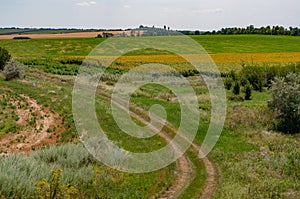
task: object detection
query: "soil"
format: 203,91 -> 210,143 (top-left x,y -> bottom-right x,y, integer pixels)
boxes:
0,94 -> 64,156
0,31 -> 130,40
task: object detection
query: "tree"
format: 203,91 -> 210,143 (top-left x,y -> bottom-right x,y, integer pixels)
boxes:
239,65 -> 263,92
0,47 -> 11,70
268,73 -> 300,134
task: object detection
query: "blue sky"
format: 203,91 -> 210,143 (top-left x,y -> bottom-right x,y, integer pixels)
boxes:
1,0 -> 299,30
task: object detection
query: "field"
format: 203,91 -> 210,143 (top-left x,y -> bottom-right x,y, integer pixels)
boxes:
0,34 -> 299,198
0,35 -> 300,73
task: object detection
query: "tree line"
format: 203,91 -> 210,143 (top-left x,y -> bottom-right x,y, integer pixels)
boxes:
182,25 -> 300,36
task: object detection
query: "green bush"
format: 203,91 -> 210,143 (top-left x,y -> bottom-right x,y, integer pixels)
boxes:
3,60 -> 25,81
239,65 -> 263,91
268,73 -> 300,134
0,47 -> 11,70
244,83 -> 252,100
19,58 -> 80,76
228,94 -> 244,102
238,62 -> 300,90
232,81 -> 240,95
224,77 -> 233,90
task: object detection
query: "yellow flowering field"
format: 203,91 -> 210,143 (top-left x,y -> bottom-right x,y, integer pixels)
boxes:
53,52 -> 300,73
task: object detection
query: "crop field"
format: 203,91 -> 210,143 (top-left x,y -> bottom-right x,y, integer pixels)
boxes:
0,35 -> 300,73
0,34 -> 299,198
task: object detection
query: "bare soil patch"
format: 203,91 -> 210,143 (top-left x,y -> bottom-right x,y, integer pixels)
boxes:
0,31 -> 128,40
0,94 -> 64,156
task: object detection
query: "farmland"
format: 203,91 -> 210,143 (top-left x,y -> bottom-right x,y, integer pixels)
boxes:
0,34 -> 299,198
0,35 -> 300,73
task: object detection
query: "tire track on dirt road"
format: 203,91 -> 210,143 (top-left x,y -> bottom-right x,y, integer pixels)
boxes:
98,90 -> 217,199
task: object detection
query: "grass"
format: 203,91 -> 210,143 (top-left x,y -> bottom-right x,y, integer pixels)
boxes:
0,143 -> 175,198
0,69 -> 176,198
0,34 -> 299,198
0,35 -> 299,58
126,77 -> 300,198
191,35 -> 300,54
0,35 -> 300,74
0,38 -> 104,58
0,72 -> 77,143
212,128 -> 300,198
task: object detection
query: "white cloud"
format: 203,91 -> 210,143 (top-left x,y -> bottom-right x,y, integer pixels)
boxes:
192,8 -> 223,14
76,1 -> 97,7
124,5 -> 131,9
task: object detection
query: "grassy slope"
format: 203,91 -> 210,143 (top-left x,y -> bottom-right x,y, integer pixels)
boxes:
0,71 -> 175,198
128,79 -> 300,198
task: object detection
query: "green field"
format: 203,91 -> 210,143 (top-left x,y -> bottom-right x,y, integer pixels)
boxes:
191,35 -> 300,53
0,35 -> 300,57
0,38 -> 104,58
0,35 -> 299,74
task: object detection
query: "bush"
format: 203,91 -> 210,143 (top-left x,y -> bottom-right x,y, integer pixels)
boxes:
3,60 -> 25,81
239,63 -> 300,90
0,47 -> 11,70
232,81 -> 240,95
228,70 -> 238,81
13,36 -> 31,40
244,83 -> 252,100
224,77 -> 233,90
228,94 -> 244,102
239,65 -> 263,92
268,73 -> 300,134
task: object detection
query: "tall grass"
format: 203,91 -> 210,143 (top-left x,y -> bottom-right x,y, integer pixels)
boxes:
0,144 -> 94,198
0,143 -> 175,198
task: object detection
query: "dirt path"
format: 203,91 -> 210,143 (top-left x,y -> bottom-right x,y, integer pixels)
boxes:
0,94 -> 64,156
98,90 -> 217,199
99,93 -> 195,198
131,103 -> 218,199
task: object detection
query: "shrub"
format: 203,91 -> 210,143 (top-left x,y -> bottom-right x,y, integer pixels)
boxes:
239,65 -> 263,91
13,36 -> 31,40
228,94 -> 244,102
59,59 -> 83,65
224,77 -> 233,90
244,83 -> 252,100
228,70 -> 238,81
3,60 -> 25,81
0,47 -> 11,70
232,81 -> 240,95
268,73 -> 300,134
34,169 -> 79,199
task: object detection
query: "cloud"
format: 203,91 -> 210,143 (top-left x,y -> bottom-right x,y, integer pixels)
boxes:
192,8 -> 223,14
123,5 -> 131,9
76,1 -> 97,7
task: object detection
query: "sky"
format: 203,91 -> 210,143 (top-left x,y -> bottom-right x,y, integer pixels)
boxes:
1,0 -> 299,30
